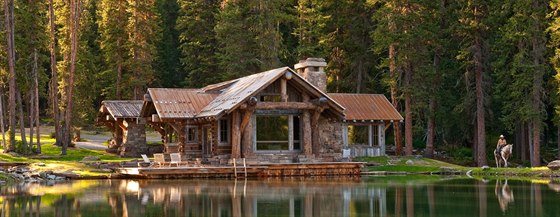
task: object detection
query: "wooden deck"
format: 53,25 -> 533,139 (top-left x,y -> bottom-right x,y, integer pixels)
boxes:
115,162 -> 364,179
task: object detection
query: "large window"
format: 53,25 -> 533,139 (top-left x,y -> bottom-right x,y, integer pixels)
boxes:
256,115 -> 301,151
218,119 -> 229,145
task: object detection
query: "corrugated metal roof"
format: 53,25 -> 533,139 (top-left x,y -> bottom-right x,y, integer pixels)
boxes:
148,88 -> 219,119
102,100 -> 143,118
197,67 -> 346,118
197,67 -> 290,118
328,94 -> 403,121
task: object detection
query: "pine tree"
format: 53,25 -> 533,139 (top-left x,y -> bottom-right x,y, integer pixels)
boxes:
215,0 -> 291,79
293,0 -> 329,60
176,0 -> 220,87
98,0 -> 128,99
126,0 -> 160,99
154,0 -> 181,87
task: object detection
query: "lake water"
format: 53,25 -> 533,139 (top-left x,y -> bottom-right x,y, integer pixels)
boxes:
0,176 -> 559,217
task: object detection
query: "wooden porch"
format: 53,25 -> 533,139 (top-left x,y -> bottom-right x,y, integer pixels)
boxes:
115,162 -> 364,179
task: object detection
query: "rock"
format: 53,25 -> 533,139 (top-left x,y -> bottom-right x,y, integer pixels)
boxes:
35,162 -> 46,167
365,162 -> 381,167
481,165 -> 490,170
47,174 -> 56,180
406,160 -> 414,165
547,160 -> 560,171
81,156 -> 100,162
415,155 -> 423,160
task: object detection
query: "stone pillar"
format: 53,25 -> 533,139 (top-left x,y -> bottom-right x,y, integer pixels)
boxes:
294,58 -> 327,92
119,118 -> 147,157
106,120 -> 123,154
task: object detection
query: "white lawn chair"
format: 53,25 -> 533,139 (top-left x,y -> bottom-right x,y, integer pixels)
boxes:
169,153 -> 182,167
154,153 -> 166,167
138,154 -> 154,167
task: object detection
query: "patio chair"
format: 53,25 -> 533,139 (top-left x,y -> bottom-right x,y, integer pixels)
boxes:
138,154 -> 154,167
154,153 -> 166,167
169,153 -> 182,167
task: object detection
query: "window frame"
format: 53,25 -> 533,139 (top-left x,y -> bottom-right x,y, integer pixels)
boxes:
254,112 -> 302,153
185,126 -> 198,143
218,118 -> 230,146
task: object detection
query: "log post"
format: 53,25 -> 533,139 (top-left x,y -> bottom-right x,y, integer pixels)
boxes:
231,110 -> 241,158
302,94 -> 312,156
280,78 -> 288,102
241,97 -> 257,157
311,107 -> 324,156
169,121 -> 186,153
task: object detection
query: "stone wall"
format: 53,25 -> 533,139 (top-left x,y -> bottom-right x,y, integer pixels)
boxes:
119,118 -> 148,157
318,117 -> 344,161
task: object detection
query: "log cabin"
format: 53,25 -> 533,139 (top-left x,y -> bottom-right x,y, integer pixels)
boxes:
135,58 -> 403,163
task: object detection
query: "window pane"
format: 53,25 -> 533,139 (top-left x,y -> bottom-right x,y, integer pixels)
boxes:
257,116 -> 289,150
293,115 -> 301,150
187,127 -> 197,142
220,119 -> 228,143
348,125 -> 369,145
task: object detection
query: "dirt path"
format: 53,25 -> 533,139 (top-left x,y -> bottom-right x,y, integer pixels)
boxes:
15,126 -> 162,151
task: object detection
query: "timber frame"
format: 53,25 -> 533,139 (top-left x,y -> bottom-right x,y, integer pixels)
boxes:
135,60 -> 402,163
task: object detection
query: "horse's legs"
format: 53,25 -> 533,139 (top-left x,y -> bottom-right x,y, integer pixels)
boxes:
501,155 -> 508,167
495,155 -> 500,168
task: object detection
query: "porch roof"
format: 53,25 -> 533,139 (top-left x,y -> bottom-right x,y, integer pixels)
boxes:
147,88 -> 219,119
327,93 -> 403,121
100,100 -> 143,119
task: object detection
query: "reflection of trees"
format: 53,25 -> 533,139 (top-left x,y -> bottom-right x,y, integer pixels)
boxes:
494,179 -> 514,212
1,195 -> 41,216
477,181 -> 487,217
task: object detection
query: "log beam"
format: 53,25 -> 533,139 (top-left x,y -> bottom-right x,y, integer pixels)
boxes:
302,94 -> 312,156
254,102 -> 318,110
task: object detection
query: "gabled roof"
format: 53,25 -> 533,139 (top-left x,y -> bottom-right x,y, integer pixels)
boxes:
196,67 -> 345,118
100,100 -> 143,119
327,93 -> 403,121
147,88 -> 219,119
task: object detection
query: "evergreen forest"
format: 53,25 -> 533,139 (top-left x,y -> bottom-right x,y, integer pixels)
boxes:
1,0 -> 560,167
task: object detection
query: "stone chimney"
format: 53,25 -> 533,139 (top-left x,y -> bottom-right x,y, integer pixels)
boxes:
294,58 -> 327,92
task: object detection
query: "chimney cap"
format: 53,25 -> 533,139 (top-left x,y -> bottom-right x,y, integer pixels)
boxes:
294,58 -> 327,69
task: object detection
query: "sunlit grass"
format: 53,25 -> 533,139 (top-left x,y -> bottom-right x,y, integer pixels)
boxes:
0,133 -> 136,177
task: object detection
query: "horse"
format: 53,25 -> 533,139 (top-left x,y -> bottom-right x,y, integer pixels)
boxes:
495,179 -> 514,212
495,144 -> 513,168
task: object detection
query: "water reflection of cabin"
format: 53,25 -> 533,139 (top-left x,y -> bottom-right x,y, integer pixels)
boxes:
103,58 -> 402,161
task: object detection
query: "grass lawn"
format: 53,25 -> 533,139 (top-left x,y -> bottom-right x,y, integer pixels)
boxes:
0,134 -> 134,177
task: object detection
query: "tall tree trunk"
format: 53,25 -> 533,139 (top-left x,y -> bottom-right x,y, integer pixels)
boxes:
426,52 -> 440,158
34,49 -> 40,153
62,0 -> 81,155
48,0 -> 61,147
116,60 -> 122,100
404,64 -> 413,156
17,90 -> 27,153
474,5 -> 486,166
0,90 -> 6,152
29,91 -> 34,151
356,60 -> 363,93
4,0 -> 16,152
389,43 -> 402,155
530,0 -> 544,167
